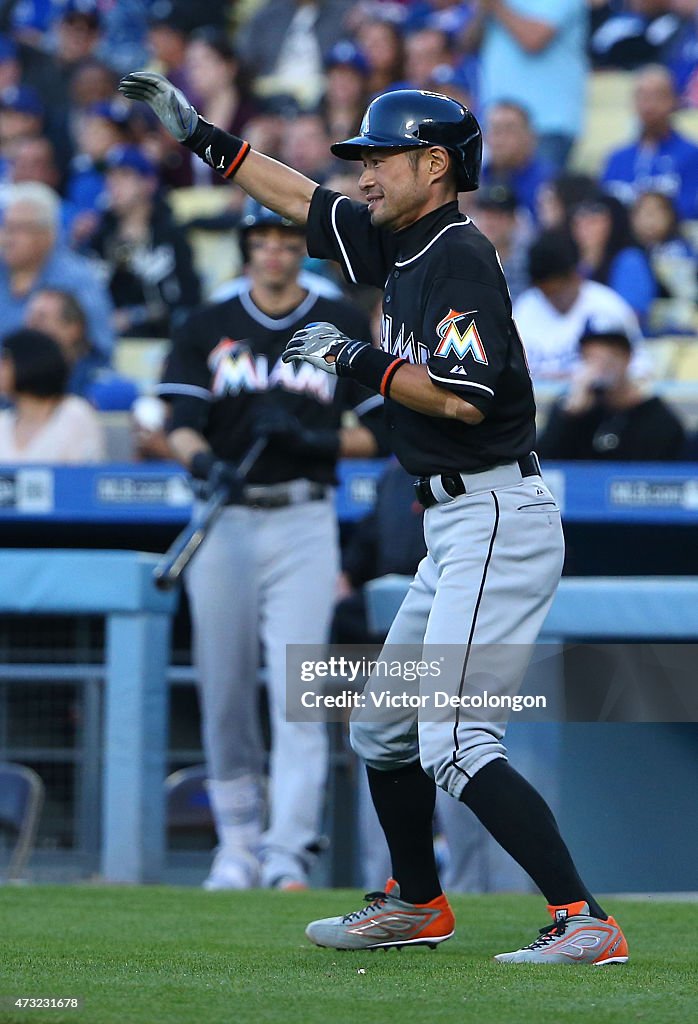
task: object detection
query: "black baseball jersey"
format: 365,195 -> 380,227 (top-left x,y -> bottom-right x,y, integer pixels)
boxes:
163,285 -> 383,485
306,187 -> 536,475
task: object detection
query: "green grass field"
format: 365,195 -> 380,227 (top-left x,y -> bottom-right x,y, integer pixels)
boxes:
1,887 -> 696,1024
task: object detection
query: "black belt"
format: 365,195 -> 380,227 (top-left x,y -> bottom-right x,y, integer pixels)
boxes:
234,481 -> 329,509
415,452 -> 541,510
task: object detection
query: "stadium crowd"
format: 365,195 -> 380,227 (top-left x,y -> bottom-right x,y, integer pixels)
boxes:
0,0 -> 697,462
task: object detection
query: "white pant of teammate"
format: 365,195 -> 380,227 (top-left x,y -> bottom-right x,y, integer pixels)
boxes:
351,467 -> 565,800
186,497 -> 338,888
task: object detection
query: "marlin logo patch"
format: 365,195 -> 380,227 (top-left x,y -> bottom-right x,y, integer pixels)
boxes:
434,309 -> 488,364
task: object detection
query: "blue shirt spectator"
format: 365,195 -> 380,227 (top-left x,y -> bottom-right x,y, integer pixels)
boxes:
25,287 -> 139,411
0,182 -> 114,357
601,64 -> 698,220
467,0 -> 588,171
480,101 -> 552,220
66,99 -> 132,216
570,194 -> 658,329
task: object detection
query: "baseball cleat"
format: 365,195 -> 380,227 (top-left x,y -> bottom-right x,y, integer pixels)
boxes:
202,848 -> 259,891
305,878 -> 455,951
495,901 -> 629,965
271,875 -> 309,892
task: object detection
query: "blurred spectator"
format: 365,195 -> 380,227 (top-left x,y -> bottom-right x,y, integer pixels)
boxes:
321,40 -> 370,140
590,0 -> 679,69
241,93 -> 303,164
355,14 -> 406,93
0,33 -> 20,92
11,134 -> 60,189
479,100 -> 552,219
146,2 -> 191,93
235,0 -> 354,108
29,1 -> 103,101
403,1 -> 475,34
631,189 -> 698,330
65,98 -> 131,220
280,112 -> 334,181
0,326 -> 106,462
601,64 -> 698,219
570,193 -> 658,326
662,0 -> 698,106
184,28 -> 259,188
514,229 -> 641,380
536,171 -> 603,231
402,25 -> 455,88
95,0 -> 160,74
9,134 -> 83,236
53,1 -> 102,67
25,288 -> 139,410
0,182 -> 114,356
463,0 -> 589,172
68,57 -> 117,111
0,84 -> 44,179
87,145 -> 200,338
469,183 -> 533,301
538,315 -> 685,460
8,3 -> 53,45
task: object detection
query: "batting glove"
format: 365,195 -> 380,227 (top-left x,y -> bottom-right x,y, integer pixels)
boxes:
189,452 -> 243,502
282,322 -> 357,375
251,406 -> 340,459
118,71 -> 198,143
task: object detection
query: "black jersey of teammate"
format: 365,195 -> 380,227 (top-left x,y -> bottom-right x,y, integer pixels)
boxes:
163,285 -> 381,486
307,187 -> 536,475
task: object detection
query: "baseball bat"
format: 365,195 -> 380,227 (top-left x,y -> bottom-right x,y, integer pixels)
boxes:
152,436 -> 268,591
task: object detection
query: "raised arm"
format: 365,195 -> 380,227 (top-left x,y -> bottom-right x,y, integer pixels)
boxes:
487,0 -> 556,54
118,72 -> 317,225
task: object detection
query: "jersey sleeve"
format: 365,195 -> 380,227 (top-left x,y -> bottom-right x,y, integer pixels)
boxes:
160,315 -> 212,434
424,277 -> 512,414
306,186 -> 396,289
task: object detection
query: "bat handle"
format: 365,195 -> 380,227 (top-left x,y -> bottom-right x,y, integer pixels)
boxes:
236,435 -> 268,478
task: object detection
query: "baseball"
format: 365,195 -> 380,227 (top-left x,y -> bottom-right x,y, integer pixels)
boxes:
131,395 -> 167,432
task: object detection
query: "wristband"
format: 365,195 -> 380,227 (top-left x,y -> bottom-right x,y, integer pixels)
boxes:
182,117 -> 251,179
335,341 -> 406,397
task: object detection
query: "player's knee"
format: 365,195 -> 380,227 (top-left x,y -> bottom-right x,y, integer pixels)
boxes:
421,728 -> 507,799
349,720 -> 418,771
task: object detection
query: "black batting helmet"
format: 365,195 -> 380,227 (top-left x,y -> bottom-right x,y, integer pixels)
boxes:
331,89 -> 482,192
239,198 -> 304,260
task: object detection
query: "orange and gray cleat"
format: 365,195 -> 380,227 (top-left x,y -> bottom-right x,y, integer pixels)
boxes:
494,901 -> 629,965
305,878 -> 455,951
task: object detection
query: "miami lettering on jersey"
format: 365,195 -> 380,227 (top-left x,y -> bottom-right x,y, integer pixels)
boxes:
434,309 -> 488,364
208,338 -> 336,403
381,313 -> 430,364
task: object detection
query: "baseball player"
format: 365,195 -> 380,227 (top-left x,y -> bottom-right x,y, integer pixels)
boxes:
120,72 -> 629,964
161,199 -> 384,891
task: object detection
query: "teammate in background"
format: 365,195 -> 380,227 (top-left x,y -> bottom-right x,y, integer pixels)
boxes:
121,71 -> 629,963
160,200 -> 385,891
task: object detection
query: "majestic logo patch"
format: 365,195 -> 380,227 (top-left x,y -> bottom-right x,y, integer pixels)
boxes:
434,309 -> 487,364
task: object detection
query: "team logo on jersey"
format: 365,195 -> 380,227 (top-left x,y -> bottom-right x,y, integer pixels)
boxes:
381,314 -> 430,364
208,337 -> 336,403
434,309 -> 488,364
